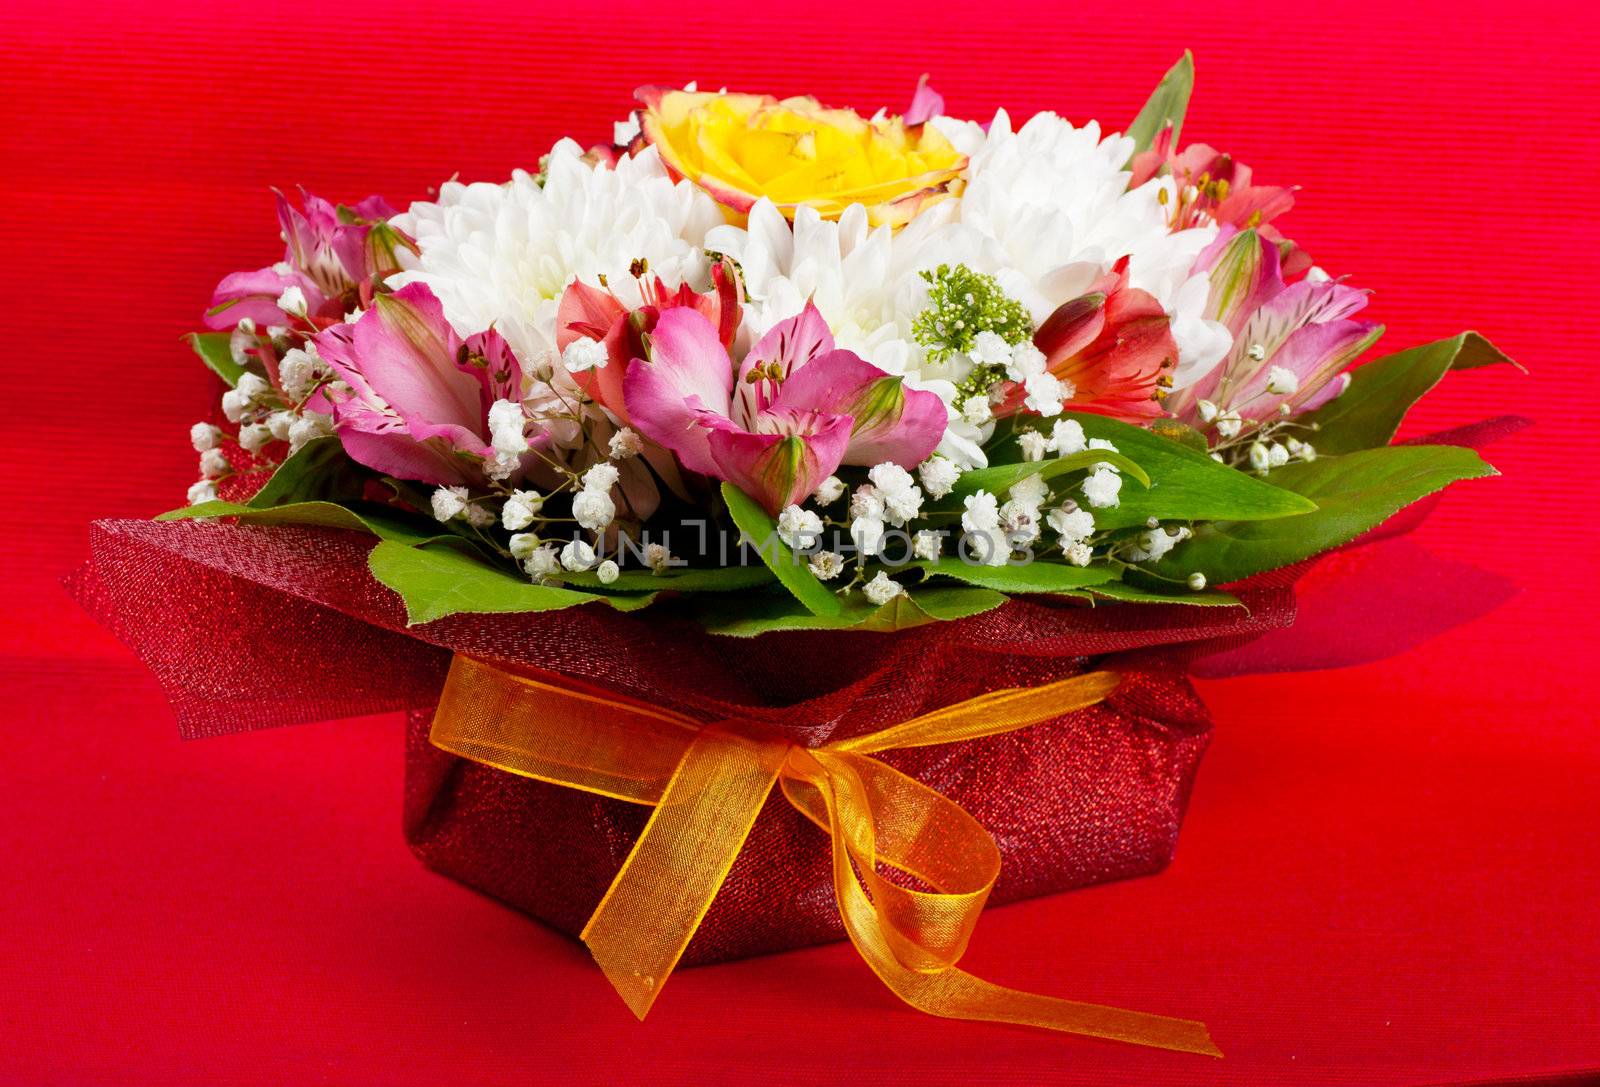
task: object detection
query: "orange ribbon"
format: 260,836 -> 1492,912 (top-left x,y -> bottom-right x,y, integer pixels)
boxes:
429,654 -> 1220,1057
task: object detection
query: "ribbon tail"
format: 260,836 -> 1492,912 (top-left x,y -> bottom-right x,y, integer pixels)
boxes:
806,751 -> 1223,1058
864,957 -> 1223,1058
580,725 -> 786,1020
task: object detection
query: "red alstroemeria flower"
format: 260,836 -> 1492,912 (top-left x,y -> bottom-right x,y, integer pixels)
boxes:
1000,260 -> 1179,423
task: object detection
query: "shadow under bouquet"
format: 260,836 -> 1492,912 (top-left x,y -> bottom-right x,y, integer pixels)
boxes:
75,56 -> 1521,1056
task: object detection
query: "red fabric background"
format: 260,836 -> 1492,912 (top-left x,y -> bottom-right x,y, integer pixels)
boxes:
3,1 -> 1597,1083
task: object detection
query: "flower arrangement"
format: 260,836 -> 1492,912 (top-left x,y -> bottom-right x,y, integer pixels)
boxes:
173,61 -> 1508,631
86,55 -> 1516,1053
173,60 -> 1506,631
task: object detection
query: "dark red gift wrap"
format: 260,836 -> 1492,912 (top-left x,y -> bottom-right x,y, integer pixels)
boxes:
403,658 -> 1218,965
70,516 -> 1299,965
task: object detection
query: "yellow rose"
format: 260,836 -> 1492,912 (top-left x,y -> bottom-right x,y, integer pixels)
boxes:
636,87 -> 965,228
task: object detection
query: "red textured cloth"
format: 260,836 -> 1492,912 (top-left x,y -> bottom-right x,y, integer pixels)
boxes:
71,516 -> 1289,964
402,661 -> 1215,966
3,1 -> 1598,1084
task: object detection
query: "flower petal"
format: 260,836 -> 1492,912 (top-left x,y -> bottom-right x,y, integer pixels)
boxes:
1233,319 -> 1384,420
204,266 -> 307,330
354,285 -> 482,430
621,307 -> 735,476
1035,291 -> 1108,366
904,73 -> 944,125
707,410 -> 852,515
1196,228 -> 1282,337
733,300 -> 836,420
770,348 -> 945,467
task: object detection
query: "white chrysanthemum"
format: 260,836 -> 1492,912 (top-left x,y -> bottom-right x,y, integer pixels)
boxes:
706,199 -> 987,467
390,140 -> 724,369
932,109 -> 1230,386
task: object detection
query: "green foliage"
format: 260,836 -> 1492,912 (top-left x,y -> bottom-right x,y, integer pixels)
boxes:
693,583 -> 1005,637
367,540 -> 650,625
243,437 -> 367,508
558,563 -> 775,593
1300,332 -> 1518,455
1087,579 -> 1241,607
937,447 -> 1150,508
911,263 -> 1033,366
1147,417 -> 1210,455
916,556 -> 1117,594
1150,444 -> 1497,583
720,483 -> 842,617
158,498 -> 447,547
1126,51 -> 1195,155
184,331 -> 247,387
1068,414 -> 1318,529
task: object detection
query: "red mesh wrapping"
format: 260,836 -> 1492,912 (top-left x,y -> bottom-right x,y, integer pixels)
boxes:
402,654 -> 1217,965
70,518 -> 1295,741
71,516 -> 1303,963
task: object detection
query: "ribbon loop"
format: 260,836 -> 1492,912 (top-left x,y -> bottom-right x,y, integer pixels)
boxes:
581,723 -> 787,1020
428,655 -> 1221,1057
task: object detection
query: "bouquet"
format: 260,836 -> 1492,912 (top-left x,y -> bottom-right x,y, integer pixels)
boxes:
76,56 -> 1517,1056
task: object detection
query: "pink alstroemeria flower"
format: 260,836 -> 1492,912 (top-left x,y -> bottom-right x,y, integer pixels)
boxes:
1168,229 -> 1383,428
313,283 -> 542,487
554,263 -> 741,422
624,303 -> 946,514
1130,128 -> 1310,277
206,190 -> 412,331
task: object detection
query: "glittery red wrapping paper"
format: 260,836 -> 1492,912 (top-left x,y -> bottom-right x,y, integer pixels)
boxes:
72,515 -> 1294,962
401,660 -> 1216,966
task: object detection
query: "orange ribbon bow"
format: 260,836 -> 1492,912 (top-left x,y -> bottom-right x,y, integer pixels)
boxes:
429,654 -> 1220,1057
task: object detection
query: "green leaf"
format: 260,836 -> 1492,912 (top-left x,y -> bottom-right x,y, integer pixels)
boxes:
1301,332 -> 1519,455
902,584 -> 1009,622
1069,413 -> 1317,529
1126,51 -> 1195,155
694,582 -> 1004,637
185,331 -> 247,387
367,539 -> 653,625
917,556 -> 1117,594
1152,444 -> 1497,583
558,562 -> 776,593
720,483 -> 842,617
940,448 -> 1150,508
158,498 -> 448,547
245,436 -> 367,507
1089,578 -> 1242,607
1148,417 -> 1210,454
